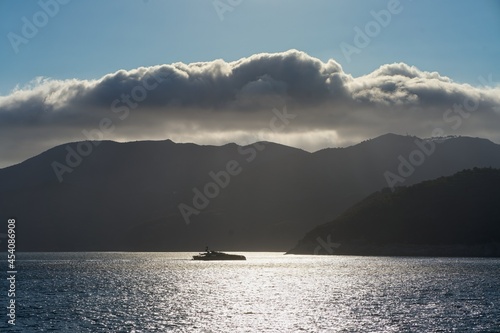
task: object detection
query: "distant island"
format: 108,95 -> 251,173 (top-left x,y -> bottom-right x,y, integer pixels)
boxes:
288,168 -> 500,257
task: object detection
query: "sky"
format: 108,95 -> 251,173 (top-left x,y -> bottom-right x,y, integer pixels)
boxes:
0,0 -> 499,168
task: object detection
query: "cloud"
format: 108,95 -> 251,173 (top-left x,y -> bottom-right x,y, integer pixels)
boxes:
1,49 -> 500,168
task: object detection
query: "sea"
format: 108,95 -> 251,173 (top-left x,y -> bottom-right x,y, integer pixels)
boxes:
1,252 -> 499,332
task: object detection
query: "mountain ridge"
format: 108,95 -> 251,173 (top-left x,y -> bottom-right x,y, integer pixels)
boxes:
287,167 -> 500,256
2,133 -> 500,251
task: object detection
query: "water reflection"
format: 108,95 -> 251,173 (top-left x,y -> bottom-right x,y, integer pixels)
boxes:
3,253 -> 499,332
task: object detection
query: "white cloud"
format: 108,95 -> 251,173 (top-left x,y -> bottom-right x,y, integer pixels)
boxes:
1,50 -> 500,168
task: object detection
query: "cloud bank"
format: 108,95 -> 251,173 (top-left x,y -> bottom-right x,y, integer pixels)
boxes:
1,49 -> 499,168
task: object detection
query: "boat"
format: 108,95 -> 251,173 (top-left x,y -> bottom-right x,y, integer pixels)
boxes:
192,247 -> 246,261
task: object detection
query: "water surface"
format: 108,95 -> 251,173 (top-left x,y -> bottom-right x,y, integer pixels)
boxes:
1,252 -> 499,332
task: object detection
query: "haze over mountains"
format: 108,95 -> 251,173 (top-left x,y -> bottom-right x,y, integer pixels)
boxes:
2,133 -> 500,252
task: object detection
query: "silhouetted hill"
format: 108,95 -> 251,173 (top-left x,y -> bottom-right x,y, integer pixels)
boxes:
2,134 -> 500,251
287,168 -> 500,256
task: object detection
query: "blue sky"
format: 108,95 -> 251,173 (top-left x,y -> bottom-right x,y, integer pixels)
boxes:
1,0 -> 499,95
1,0 -> 500,168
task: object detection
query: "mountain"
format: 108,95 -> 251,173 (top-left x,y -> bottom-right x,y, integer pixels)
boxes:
287,168 -> 500,257
2,134 -> 500,251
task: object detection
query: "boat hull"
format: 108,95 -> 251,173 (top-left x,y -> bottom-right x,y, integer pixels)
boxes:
192,253 -> 246,261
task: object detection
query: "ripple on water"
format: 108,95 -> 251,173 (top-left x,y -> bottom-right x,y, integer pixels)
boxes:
1,253 -> 499,332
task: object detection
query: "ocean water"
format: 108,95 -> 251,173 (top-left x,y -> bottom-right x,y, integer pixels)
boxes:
1,252 -> 500,332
